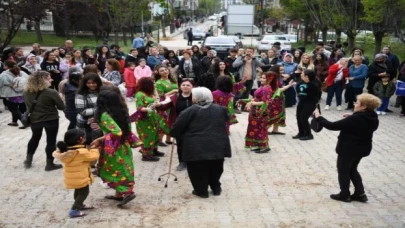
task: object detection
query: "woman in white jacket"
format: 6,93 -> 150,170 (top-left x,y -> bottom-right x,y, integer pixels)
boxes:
0,60 -> 29,128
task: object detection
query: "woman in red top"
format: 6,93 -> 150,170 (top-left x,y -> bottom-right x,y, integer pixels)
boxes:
325,58 -> 349,111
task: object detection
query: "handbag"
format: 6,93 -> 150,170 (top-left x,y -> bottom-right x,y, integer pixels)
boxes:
21,91 -> 42,127
310,104 -> 323,133
395,80 -> 405,96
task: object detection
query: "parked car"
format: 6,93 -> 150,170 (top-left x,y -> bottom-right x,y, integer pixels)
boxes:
219,35 -> 243,49
285,34 -> 298,43
183,27 -> 206,40
200,36 -> 237,59
257,35 -> 292,52
208,15 -> 217,21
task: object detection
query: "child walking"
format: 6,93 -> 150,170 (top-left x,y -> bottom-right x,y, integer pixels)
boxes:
124,62 -> 136,102
53,129 -> 100,218
373,75 -> 396,115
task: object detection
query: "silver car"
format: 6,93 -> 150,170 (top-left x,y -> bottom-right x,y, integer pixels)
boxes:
183,27 -> 205,40
257,35 -> 292,52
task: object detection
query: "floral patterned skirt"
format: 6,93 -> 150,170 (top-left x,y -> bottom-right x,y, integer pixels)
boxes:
245,113 -> 269,149
97,144 -> 135,194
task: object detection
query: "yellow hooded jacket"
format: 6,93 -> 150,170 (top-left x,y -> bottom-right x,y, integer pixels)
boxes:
53,145 -> 100,189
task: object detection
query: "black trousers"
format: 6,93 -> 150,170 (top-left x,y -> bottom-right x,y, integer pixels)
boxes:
296,103 -> 316,137
187,159 -> 224,195
395,96 -> 402,106
401,96 -> 405,114
347,88 -> 363,109
337,155 -> 365,197
65,115 -> 76,130
72,185 -> 90,210
27,119 -> 59,160
7,101 -> 26,123
176,138 -> 183,163
187,39 -> 193,45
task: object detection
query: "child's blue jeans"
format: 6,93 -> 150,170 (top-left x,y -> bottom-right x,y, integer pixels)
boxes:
377,97 -> 390,111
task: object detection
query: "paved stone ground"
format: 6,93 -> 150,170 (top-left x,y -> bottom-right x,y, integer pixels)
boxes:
0,93 -> 405,228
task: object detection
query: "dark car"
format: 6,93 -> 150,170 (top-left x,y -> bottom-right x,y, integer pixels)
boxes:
219,35 -> 243,49
200,37 -> 237,59
183,27 -> 205,40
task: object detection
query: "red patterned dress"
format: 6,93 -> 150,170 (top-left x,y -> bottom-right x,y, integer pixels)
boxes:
242,85 -> 273,149
212,80 -> 245,134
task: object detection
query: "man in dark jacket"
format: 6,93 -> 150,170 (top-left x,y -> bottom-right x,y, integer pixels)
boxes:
187,28 -> 193,46
314,93 -> 380,203
224,49 -> 238,75
170,87 -> 231,198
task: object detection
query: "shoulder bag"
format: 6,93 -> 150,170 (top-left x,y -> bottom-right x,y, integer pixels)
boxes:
21,91 -> 42,127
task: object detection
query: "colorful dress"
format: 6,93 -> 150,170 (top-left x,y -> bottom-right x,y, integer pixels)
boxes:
155,79 -> 178,134
212,78 -> 245,134
242,85 -> 273,149
268,88 -> 286,127
131,92 -> 169,158
97,112 -> 142,195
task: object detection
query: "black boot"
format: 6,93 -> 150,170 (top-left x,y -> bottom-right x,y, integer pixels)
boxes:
23,154 -> 33,168
153,149 -> 165,157
45,159 -> 62,171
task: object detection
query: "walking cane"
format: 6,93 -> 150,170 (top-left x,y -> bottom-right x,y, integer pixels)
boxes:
158,139 -> 178,188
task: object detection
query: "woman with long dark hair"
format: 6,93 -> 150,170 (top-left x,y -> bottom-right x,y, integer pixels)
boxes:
239,71 -> 275,153
23,71 -> 65,170
91,90 -> 141,207
40,51 -> 61,89
293,70 -> 321,141
155,79 -> 194,171
75,73 -> 103,145
96,45 -> 112,73
155,65 -> 178,145
314,53 -> 330,83
267,66 -> 295,135
132,77 -> 166,161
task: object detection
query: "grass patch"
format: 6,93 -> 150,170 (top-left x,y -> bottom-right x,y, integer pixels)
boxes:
8,31 -> 99,47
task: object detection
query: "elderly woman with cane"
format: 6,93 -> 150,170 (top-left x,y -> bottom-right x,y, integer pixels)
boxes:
170,87 -> 231,198
314,93 -> 380,202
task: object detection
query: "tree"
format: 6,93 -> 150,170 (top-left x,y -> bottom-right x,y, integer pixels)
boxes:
361,0 -> 405,54
323,0 -> 365,50
0,0 -> 25,52
280,0 -> 312,46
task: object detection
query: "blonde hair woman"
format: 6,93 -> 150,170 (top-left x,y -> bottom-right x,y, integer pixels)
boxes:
298,53 -> 315,71
23,71 -> 65,170
314,93 -> 380,203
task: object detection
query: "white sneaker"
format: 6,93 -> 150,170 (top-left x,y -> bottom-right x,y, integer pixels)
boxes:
100,181 -> 109,189
126,98 -> 133,102
337,106 -> 342,111
324,105 -> 330,110
376,111 -> 382,115
381,111 -> 387,115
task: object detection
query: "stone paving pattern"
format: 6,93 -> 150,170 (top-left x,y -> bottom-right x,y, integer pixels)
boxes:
0,94 -> 404,228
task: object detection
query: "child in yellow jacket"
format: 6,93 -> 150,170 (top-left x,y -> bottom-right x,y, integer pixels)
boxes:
53,129 -> 100,218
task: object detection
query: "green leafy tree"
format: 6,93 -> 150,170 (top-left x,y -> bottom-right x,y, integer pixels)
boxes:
361,0 -> 405,54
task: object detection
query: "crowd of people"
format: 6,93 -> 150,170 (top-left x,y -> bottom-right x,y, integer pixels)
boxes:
0,36 -> 401,218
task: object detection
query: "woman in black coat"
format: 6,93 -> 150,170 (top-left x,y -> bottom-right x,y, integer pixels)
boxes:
367,53 -> 395,94
314,93 -> 380,203
170,87 -> 231,198
178,50 -> 203,86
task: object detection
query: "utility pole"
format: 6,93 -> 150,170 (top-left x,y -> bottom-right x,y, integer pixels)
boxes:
260,0 -> 264,35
